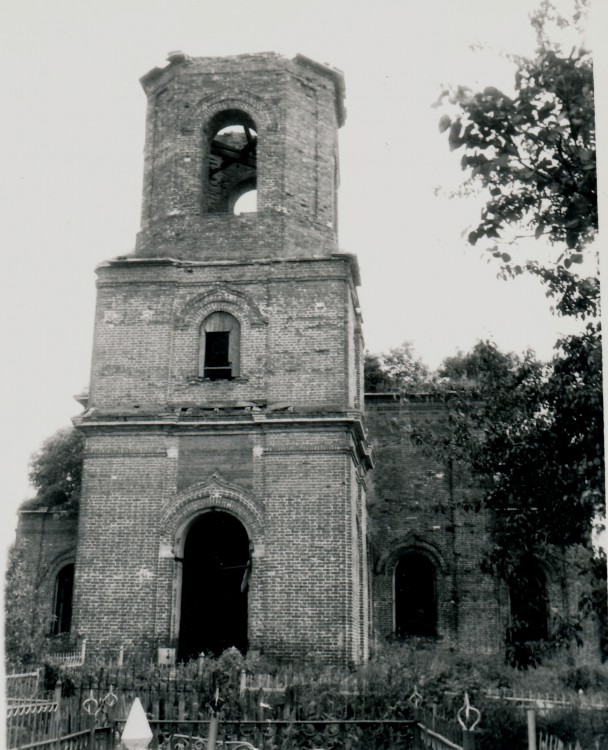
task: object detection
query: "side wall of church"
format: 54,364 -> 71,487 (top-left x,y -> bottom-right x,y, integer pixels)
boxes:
365,395 -> 601,659
366,395 -> 504,654
13,510 -> 78,635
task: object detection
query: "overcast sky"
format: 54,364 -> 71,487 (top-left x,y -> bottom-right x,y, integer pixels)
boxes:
1,0 -> 605,547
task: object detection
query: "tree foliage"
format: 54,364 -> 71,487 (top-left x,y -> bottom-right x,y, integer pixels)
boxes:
27,427 -> 84,510
407,337 -> 605,666
428,1 -> 604,666
438,0 -> 598,319
364,342 -> 432,393
5,545 -> 48,669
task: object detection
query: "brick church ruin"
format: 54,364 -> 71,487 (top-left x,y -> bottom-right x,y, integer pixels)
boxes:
15,53 -> 592,665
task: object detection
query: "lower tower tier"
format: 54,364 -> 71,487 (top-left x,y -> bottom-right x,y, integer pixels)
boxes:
72,417 -> 371,664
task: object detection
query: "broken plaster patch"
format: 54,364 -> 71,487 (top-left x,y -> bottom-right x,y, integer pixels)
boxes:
103,311 -> 120,326
136,568 -> 155,583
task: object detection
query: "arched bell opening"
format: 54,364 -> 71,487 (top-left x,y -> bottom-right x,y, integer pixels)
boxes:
205,110 -> 258,215
177,510 -> 250,661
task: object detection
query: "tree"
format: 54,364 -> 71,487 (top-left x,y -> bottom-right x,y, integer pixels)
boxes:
431,1 -> 603,666
364,342 -> 432,393
26,427 -> 84,510
438,0 -> 597,318
5,545 -> 48,669
409,338 -> 604,666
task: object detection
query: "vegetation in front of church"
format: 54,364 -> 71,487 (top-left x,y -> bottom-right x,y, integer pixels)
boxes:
4,546 -> 49,670
35,644 -> 608,750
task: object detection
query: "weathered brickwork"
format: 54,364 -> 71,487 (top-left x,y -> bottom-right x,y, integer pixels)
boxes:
90,257 -> 360,410
136,53 -> 342,261
14,52 -> 598,666
14,510 -> 78,633
65,52 -> 371,664
365,393 -> 597,657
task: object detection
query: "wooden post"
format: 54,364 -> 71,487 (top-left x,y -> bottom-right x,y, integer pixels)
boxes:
207,713 -> 219,750
411,721 -> 422,750
52,680 -> 63,739
207,688 -> 221,750
88,711 -> 96,750
527,708 -> 537,750
462,729 -> 476,750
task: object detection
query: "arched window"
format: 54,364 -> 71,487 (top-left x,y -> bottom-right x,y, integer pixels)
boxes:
206,110 -> 257,215
509,558 -> 549,642
200,312 -> 240,380
51,564 -> 74,635
395,552 -> 437,638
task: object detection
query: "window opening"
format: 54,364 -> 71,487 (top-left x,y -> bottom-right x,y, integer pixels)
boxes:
395,552 -> 437,638
207,112 -> 257,214
178,511 -> 250,660
201,312 -> 240,380
51,563 -> 74,635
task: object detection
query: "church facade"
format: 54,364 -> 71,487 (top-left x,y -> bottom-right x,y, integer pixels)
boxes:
15,53 -> 593,666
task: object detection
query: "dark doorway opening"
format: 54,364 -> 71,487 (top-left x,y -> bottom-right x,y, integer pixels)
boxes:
395,552 -> 437,638
178,512 -> 250,661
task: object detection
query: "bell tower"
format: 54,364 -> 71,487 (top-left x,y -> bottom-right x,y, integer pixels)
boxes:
73,52 -> 372,664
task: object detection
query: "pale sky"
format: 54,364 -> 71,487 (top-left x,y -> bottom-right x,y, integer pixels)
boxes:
0,0 -> 605,548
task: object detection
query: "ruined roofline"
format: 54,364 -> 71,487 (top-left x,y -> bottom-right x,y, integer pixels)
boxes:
364,391 -> 462,403
139,51 -> 346,126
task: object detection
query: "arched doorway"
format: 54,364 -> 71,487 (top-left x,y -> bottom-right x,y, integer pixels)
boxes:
395,552 -> 437,638
178,511 -> 250,661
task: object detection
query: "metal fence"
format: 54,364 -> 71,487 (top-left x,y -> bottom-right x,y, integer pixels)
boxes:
6,670 -> 42,702
6,678 -> 478,750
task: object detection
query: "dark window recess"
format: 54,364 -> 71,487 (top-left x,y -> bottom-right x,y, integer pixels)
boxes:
204,331 -> 232,379
395,553 -> 437,638
52,564 -> 74,635
200,311 -> 240,380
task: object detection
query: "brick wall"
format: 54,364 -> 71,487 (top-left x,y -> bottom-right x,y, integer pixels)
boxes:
90,255 -> 361,411
71,424 -> 368,663
135,53 -> 344,262
365,393 -> 503,653
14,509 -> 78,634
364,393 -> 598,657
